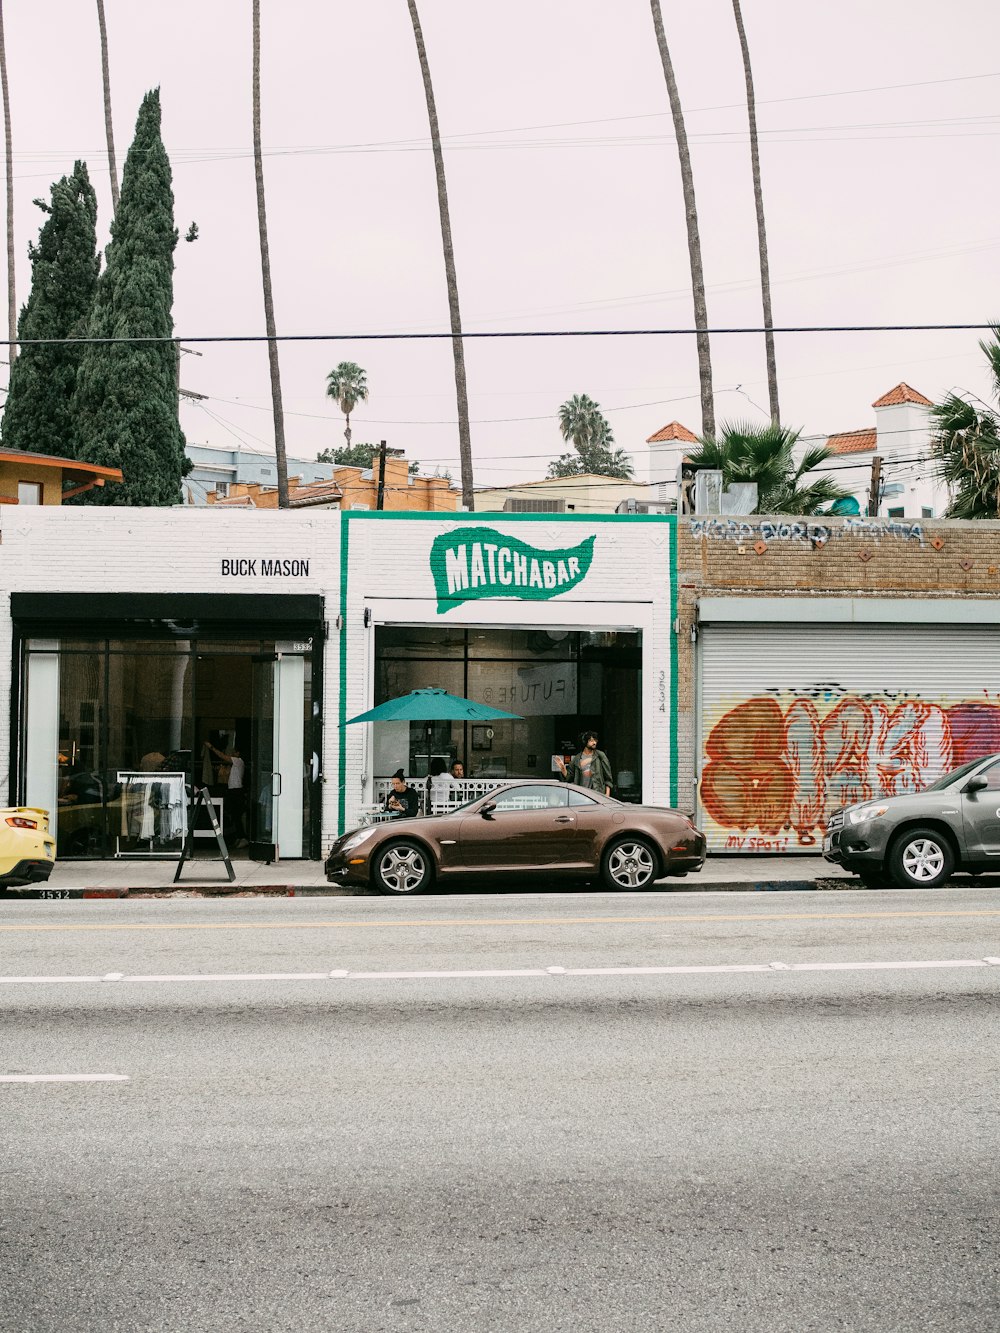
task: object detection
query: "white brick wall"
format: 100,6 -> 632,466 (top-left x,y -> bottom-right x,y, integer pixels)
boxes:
0,508 -> 678,850
0,507 -> 339,841
338,514 -> 676,832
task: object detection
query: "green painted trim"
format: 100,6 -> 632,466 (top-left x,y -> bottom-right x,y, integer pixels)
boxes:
337,515 -> 350,837
342,510 -> 671,524
336,508 -> 678,823
668,516 -> 679,807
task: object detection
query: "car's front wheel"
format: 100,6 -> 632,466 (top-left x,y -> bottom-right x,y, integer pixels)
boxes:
601,837 -> 658,890
888,827 -> 954,890
372,839 -> 433,895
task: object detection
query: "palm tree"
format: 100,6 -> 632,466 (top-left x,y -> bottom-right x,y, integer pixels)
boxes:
549,394 -> 633,478
405,0 -> 474,510
732,0 -> 778,424
687,421 -> 851,515
0,0 -> 14,364
95,0 -> 120,211
251,0 -> 289,508
325,361 -> 368,449
649,1 -> 714,437
932,328 -> 1000,518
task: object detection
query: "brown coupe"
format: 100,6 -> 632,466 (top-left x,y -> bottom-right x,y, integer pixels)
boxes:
326,780 -> 706,894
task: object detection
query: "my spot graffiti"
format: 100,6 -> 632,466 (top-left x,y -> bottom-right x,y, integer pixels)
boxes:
701,692 -> 1000,851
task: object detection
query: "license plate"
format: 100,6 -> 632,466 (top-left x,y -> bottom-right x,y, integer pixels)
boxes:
44,846 -> 54,858
823,835 -> 834,854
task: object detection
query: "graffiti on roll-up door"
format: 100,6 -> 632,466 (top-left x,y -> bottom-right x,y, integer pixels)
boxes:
701,690 -> 1000,851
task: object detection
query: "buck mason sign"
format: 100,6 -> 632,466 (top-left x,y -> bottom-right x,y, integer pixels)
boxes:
430,526 -> 595,613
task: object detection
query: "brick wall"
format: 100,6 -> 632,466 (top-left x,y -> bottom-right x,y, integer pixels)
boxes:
675,514 -> 1000,813
0,508 -> 680,848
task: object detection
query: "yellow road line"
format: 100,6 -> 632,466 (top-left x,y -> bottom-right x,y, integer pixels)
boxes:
2,909 -> 1000,934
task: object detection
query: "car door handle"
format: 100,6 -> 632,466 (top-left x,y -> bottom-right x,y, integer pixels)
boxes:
554,815 -> 573,823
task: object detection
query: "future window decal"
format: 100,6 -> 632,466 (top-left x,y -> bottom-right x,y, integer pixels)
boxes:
430,526 -> 595,613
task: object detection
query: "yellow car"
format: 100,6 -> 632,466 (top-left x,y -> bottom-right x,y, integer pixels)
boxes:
0,807 -> 56,887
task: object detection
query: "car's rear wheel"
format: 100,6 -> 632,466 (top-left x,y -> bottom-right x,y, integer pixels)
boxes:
372,839 -> 432,895
601,837 -> 658,890
888,827 -> 954,890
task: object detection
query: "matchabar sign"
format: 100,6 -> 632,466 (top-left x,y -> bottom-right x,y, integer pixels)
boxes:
430,526 -> 595,613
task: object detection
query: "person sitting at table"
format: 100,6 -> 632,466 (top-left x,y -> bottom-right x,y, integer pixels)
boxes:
384,769 -> 419,819
425,757 -> 455,812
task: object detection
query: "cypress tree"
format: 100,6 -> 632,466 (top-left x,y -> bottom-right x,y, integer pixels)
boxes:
1,162 -> 99,456
71,89 -> 186,505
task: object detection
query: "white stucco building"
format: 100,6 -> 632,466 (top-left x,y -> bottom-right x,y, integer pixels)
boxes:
1,507 -> 681,862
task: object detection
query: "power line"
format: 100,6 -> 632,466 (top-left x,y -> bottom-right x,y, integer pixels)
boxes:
12,322 -> 1000,348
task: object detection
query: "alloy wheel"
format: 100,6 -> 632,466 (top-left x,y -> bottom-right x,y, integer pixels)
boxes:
607,841 -> 655,889
378,844 -> 427,893
901,837 -> 945,884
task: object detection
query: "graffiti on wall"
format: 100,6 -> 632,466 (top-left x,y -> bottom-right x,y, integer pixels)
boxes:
690,517 -> 926,547
701,690 -> 1000,851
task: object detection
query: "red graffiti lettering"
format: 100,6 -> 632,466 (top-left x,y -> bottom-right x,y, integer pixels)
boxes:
703,694 -> 1000,850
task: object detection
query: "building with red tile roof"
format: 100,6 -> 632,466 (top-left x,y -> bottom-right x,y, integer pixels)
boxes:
871,383 -> 933,409
646,421 -> 698,445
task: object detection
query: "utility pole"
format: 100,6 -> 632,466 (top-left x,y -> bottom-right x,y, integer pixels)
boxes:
375,439 -> 388,511
867,454 -> 882,517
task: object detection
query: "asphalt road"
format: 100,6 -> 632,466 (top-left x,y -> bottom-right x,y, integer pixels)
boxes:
2,889 -> 999,1332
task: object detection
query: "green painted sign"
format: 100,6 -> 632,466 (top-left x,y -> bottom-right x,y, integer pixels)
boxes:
430,526 -> 596,613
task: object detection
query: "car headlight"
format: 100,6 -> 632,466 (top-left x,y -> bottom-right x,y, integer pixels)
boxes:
338,827 -> 378,853
848,804 -> 888,825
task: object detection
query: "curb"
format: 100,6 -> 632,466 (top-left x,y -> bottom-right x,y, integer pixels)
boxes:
1,877 -> 858,900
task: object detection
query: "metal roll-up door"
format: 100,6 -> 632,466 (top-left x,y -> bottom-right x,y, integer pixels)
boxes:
698,622 -> 1000,853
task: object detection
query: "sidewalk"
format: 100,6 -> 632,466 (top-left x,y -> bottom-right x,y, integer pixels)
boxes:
2,854 -> 870,898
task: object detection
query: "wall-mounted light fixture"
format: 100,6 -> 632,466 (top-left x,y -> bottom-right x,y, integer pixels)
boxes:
363,608 -> 372,628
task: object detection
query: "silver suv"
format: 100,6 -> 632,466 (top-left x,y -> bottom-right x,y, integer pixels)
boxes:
823,754 -> 1000,889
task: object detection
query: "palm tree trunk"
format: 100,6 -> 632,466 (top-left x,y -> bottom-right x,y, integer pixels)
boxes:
0,0 -> 15,365
732,0 -> 778,424
251,0 -> 289,508
344,410 -> 351,449
649,1 -> 714,438
405,0 -> 474,510
95,0 -> 119,212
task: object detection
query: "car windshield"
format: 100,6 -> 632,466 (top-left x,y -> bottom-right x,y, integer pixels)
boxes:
923,758 -> 989,793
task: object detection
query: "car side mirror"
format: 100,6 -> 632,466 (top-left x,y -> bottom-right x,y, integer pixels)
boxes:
480,801 -> 496,819
964,775 -> 989,793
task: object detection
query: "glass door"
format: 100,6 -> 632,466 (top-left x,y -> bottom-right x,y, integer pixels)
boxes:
250,649 -> 307,858
250,654 -> 276,848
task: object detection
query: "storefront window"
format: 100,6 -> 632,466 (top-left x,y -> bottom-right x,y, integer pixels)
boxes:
23,635 -> 316,858
374,627 -> 642,797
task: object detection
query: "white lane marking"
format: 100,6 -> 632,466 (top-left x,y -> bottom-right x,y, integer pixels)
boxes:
0,976 -> 103,984
0,959 -> 997,985
0,1074 -> 129,1083
130,972 -> 332,982
348,968 -> 548,980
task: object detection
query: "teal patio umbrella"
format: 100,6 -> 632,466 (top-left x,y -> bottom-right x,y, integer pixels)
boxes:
346,687 -> 522,726
347,688 -> 523,808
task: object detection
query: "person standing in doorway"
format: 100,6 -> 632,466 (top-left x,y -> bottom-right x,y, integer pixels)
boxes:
558,731 -> 613,796
204,740 -> 247,844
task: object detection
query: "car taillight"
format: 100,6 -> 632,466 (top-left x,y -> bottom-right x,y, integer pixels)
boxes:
6,816 -> 38,829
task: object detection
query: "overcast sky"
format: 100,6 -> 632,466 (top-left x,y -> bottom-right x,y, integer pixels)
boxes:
4,1 -> 1000,489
